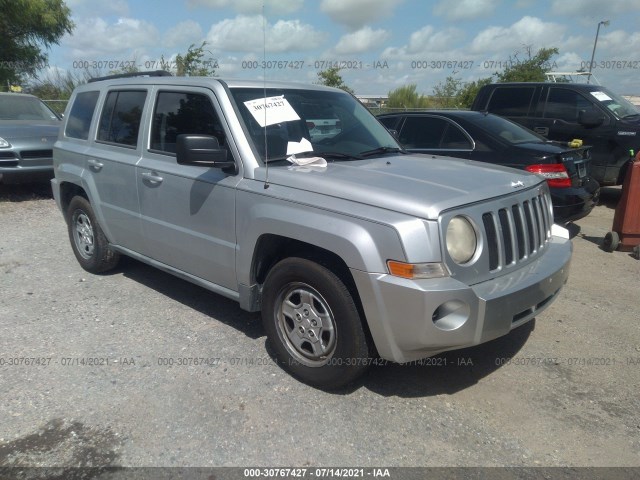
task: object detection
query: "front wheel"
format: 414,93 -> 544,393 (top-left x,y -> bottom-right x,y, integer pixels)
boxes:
66,196 -> 120,273
261,257 -> 370,389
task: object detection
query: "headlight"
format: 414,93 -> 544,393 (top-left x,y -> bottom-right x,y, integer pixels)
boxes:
446,216 -> 477,264
0,136 -> 11,148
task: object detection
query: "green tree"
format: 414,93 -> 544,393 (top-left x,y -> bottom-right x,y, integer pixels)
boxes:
386,84 -> 431,109
496,46 -> 559,83
316,67 -> 354,94
432,76 -> 494,109
0,0 -> 74,87
456,77 -> 493,108
432,76 -> 465,108
175,42 -> 217,77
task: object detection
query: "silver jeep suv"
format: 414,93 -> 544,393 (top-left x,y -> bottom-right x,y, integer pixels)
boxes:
52,72 -> 572,388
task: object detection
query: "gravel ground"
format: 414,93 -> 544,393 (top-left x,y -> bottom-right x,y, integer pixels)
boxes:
0,182 -> 639,474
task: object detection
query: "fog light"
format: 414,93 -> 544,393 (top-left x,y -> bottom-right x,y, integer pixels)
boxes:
432,300 -> 470,331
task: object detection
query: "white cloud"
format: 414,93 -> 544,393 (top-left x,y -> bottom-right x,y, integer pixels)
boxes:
551,0 -> 640,16
65,0 -> 130,16
206,15 -> 326,53
164,20 -> 204,48
470,16 -> 565,53
433,0 -> 500,21
63,17 -> 160,58
332,27 -> 390,55
381,26 -> 466,58
320,0 -> 404,30
187,0 -> 303,14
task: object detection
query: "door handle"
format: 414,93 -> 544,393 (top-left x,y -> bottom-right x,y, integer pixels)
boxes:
87,158 -> 103,171
141,172 -> 164,185
534,127 -> 549,136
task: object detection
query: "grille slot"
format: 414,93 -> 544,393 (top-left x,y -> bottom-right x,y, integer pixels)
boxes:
483,191 -> 552,272
20,149 -> 53,159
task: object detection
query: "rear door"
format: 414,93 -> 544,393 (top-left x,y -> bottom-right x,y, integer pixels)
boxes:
136,86 -> 240,290
86,88 -> 149,252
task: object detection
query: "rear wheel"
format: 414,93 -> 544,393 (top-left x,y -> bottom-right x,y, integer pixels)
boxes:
66,196 -> 120,273
261,257 -> 370,389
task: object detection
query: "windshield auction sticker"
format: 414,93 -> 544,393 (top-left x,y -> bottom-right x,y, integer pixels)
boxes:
244,95 -> 300,127
590,91 -> 613,102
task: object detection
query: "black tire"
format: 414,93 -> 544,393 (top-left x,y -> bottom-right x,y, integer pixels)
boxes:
261,257 -> 370,389
603,231 -> 620,252
66,196 -> 120,273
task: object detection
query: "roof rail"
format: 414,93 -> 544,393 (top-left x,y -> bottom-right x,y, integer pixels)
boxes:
88,70 -> 172,83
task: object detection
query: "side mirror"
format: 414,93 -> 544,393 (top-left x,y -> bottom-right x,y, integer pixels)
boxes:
578,108 -> 605,127
176,134 -> 236,171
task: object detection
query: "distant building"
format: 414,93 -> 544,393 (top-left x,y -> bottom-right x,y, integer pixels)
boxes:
356,95 -> 388,108
623,96 -> 640,107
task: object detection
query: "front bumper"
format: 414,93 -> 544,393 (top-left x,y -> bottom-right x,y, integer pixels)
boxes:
352,233 -> 572,363
0,156 -> 54,183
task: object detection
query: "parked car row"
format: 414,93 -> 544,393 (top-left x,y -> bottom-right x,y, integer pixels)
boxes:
471,82 -> 640,186
6,80 -> 640,225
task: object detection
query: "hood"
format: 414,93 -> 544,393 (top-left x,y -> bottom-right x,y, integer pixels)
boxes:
0,121 -> 61,140
263,154 -> 543,220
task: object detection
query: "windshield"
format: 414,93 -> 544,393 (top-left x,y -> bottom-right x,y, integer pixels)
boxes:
0,95 -> 59,121
588,89 -> 640,119
476,113 -> 545,144
229,87 -> 399,162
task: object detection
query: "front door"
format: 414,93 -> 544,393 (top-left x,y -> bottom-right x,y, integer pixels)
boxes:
136,87 -> 240,291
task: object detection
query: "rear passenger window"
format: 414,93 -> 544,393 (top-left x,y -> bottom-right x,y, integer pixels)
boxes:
65,91 -> 99,140
487,87 -> 535,117
97,90 -> 147,147
398,117 -> 447,149
545,88 -> 594,122
150,91 -> 224,154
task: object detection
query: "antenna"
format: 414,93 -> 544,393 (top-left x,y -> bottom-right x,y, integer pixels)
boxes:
263,2 -> 270,189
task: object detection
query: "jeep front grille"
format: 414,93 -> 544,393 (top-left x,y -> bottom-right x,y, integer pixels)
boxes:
481,191 -> 552,272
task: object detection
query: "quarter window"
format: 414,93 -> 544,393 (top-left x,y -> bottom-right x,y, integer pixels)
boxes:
65,91 -> 99,140
150,91 -> 224,154
441,123 -> 472,149
97,90 -> 147,147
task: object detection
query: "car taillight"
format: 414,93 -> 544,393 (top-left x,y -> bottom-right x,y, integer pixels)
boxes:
525,164 -> 571,188
306,121 -> 316,130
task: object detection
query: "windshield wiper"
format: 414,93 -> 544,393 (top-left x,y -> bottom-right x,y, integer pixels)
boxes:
316,151 -> 363,160
264,150 -> 363,163
358,146 -> 406,158
622,113 -> 640,119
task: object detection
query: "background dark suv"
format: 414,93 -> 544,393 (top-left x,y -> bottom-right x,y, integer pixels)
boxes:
471,82 -> 640,185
